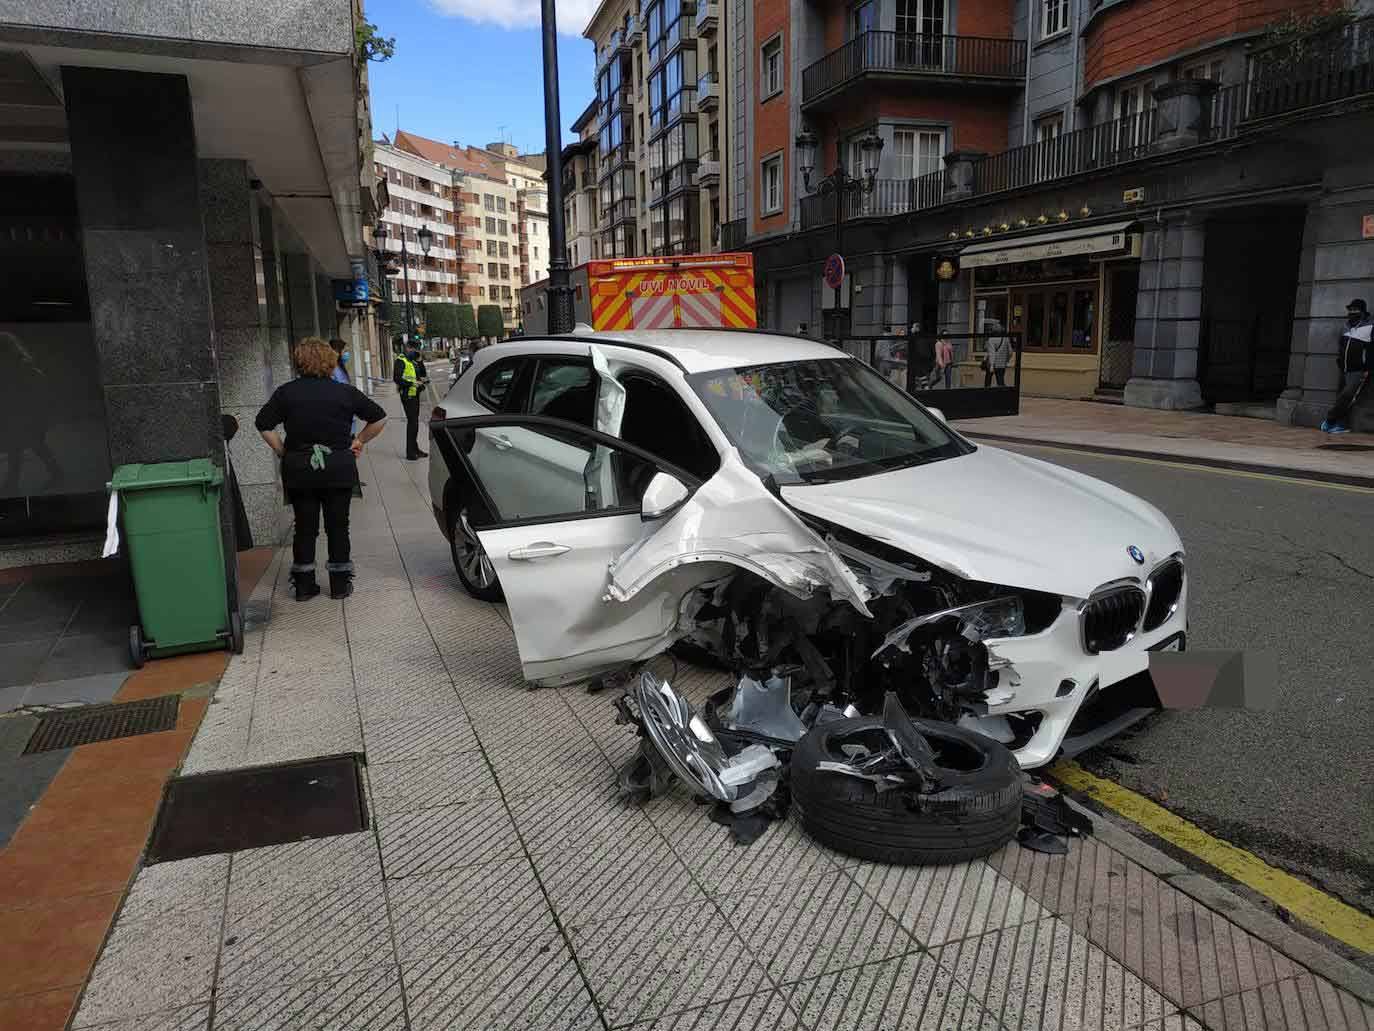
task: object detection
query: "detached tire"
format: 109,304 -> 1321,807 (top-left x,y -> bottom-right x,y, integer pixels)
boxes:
791,716 -> 1021,865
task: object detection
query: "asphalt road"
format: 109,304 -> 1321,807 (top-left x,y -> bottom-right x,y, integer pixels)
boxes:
997,441 -> 1374,918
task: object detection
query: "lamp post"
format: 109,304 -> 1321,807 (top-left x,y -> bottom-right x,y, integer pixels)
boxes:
415,223 -> 433,344
371,221 -> 395,362
541,0 -> 575,333
795,129 -> 884,341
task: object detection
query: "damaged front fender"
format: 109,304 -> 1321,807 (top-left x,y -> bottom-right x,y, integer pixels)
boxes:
607,448 -> 874,618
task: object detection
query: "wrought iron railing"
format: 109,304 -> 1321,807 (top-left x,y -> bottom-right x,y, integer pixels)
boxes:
799,171 -> 945,229
1247,14 -> 1374,118
802,31 -> 1025,103
973,110 -> 1154,194
720,219 -> 746,250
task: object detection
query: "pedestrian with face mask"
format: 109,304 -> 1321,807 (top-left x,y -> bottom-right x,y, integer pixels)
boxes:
393,340 -> 429,460
1321,299 -> 1373,434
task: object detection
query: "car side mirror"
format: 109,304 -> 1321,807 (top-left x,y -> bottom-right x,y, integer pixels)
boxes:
925,406 -> 947,424
641,471 -> 690,521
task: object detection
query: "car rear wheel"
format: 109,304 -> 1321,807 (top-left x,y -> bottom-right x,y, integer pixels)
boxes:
449,504 -> 503,601
790,716 -> 1021,865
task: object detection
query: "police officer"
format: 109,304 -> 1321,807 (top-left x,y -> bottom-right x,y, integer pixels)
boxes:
393,339 -> 429,460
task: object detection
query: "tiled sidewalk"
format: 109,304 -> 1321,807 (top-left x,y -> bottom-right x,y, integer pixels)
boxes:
61,397 -> 1374,1031
953,397 -> 1374,483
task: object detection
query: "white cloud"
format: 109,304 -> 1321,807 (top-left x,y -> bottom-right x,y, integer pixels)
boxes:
428,0 -> 602,36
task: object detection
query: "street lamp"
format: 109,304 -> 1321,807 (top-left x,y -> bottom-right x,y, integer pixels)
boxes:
795,129 -> 884,341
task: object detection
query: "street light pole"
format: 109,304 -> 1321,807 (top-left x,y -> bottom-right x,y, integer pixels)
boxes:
541,0 -> 575,334
795,130 -> 883,343
399,228 -> 416,345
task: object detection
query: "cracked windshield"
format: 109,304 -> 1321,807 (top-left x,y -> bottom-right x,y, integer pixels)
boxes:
2,0 -> 1371,1027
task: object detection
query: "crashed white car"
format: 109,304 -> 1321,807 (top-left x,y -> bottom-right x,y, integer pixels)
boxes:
428,331 -> 1187,769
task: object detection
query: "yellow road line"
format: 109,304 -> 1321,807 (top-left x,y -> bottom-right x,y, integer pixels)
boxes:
986,439 -> 1374,495
1049,759 -> 1374,953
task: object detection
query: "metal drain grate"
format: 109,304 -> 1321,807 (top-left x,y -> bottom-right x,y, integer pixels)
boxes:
23,695 -> 180,754
147,754 -> 368,863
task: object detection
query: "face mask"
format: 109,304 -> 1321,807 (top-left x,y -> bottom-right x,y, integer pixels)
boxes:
341,351 -> 351,362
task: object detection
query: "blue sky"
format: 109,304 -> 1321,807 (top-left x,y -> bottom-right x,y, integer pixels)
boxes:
365,0 -> 601,154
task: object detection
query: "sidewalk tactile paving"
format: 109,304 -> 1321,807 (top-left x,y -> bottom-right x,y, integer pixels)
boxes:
620,990 -> 803,1029
507,781 -> 654,855
721,870 -> 919,984
228,833 -> 380,896
367,750 -> 501,812
568,901 -> 771,1028
780,948 -> 1002,1031
118,854 -> 229,924
402,934 -> 602,1031
211,966 -> 408,1031
362,713 -> 479,763
377,797 -> 525,879
388,858 -> 556,964
485,734 -> 614,796
218,876 -> 392,991
72,1003 -> 211,1030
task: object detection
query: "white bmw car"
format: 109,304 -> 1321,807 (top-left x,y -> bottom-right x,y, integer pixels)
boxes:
427,330 -> 1186,769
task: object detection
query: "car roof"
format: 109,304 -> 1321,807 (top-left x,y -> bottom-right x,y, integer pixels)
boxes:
483,329 -> 851,375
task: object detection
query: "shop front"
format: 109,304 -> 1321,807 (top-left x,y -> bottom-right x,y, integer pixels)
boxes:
955,221 -> 1141,400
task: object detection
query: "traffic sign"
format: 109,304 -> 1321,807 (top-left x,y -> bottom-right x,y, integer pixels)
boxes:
823,253 -> 845,291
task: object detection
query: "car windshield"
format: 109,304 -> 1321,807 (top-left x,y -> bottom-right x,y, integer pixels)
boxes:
688,357 -> 973,484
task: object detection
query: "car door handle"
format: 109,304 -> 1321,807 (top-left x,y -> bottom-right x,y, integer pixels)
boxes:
508,542 -> 571,561
490,434 -> 515,451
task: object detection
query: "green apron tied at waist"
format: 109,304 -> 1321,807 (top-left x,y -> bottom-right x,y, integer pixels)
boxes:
309,444 -> 332,470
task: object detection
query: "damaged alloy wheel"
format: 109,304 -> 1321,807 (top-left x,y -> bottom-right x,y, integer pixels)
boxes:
449,505 -> 503,602
791,713 -> 1021,865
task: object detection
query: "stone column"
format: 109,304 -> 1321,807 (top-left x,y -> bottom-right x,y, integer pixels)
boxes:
1124,218 -> 1206,410
258,202 -> 293,389
1151,80 -> 1218,152
200,159 -> 290,547
1278,177 -> 1374,429
283,252 -> 319,344
943,150 -> 986,201
316,272 -> 339,340
64,66 -> 238,600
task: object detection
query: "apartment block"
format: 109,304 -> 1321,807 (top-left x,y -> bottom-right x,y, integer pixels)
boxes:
727,0 -> 1374,423
374,144 -> 461,308
583,0 -> 733,258
562,100 -> 602,267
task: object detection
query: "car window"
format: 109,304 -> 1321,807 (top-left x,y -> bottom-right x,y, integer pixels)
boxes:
618,373 -> 720,481
528,358 -> 596,427
474,358 -> 525,412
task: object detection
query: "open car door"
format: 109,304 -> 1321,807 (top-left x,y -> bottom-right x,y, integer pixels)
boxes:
430,414 -> 715,685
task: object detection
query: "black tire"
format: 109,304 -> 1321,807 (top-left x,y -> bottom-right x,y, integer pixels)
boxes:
448,502 -> 503,602
229,610 -> 245,655
129,625 -> 146,669
791,716 -> 1021,865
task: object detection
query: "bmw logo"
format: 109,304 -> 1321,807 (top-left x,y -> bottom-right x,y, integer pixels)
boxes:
1127,545 -> 1145,565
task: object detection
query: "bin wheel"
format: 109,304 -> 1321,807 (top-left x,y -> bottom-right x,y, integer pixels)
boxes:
129,625 -> 147,669
229,610 -> 245,655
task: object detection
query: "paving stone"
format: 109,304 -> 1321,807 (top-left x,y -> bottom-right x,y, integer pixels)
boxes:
403,934 -> 602,1031
212,966 -> 408,1030
1188,973 -> 1374,1031
781,949 -> 1002,1031
377,797 -> 525,879
229,833 -> 381,897
569,901 -> 771,1028
506,779 -> 656,855
621,990 -> 804,1029
649,801 -> 840,896
361,713 -> 479,763
119,854 -> 229,923
388,858 -> 555,963
219,876 -> 393,991
937,915 -> 1173,1031
848,859 -> 1046,947
72,1003 -> 211,1030
721,870 -> 919,984
485,733 -> 613,796
368,750 -> 501,812
72,909 -> 221,1026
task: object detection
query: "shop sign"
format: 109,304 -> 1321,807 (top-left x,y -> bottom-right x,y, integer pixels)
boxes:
935,256 -> 958,280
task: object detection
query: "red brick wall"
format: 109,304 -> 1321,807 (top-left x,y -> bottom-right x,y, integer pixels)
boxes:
754,0 -> 790,234
959,0 -> 1014,38
819,96 -> 1011,162
1083,0 -> 1320,88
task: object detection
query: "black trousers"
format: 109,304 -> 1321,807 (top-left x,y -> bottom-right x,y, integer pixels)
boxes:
1326,371 -> 1368,426
291,486 -> 353,571
984,367 -> 1007,387
402,394 -> 421,458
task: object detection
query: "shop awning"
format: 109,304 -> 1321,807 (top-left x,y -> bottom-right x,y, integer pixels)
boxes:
958,220 -> 1137,269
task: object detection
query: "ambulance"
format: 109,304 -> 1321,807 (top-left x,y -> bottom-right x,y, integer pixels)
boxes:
520,253 -> 757,334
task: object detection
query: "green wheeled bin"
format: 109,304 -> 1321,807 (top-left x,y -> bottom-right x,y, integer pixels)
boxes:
110,459 -> 244,668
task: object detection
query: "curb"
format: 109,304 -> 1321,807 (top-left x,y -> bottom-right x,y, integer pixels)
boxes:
1065,796 -> 1374,1004
961,432 -> 1374,489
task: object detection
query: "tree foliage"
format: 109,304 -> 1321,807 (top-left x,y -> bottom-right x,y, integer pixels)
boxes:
356,20 -> 396,64
477,305 -> 506,340
456,304 -> 479,339
423,303 -> 462,340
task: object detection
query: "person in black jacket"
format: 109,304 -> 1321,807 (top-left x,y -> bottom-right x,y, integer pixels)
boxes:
392,341 -> 429,460
256,337 -> 387,600
1322,299 -> 1373,434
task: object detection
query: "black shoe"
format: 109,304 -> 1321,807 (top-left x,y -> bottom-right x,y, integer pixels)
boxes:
415,449 -> 428,458
289,570 -> 321,602
329,571 -> 355,599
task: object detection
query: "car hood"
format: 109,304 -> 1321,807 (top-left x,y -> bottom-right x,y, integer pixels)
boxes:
779,444 -> 1182,600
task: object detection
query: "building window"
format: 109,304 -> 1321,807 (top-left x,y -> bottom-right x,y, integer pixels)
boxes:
500,263 -> 510,278
534,246 -> 540,259
1034,112 -> 1063,144
761,154 -> 782,216
498,219 -> 508,235
499,241 -> 509,258
479,285 -> 486,296
484,194 -> 496,211
488,262 -> 499,276
891,128 -> 945,181
1041,0 -> 1068,38
486,240 -> 497,256
1033,113 -> 1065,179
485,216 -> 497,233
1116,80 -> 1156,149
1183,57 -> 1225,82
761,37 -> 783,100
496,196 -> 507,213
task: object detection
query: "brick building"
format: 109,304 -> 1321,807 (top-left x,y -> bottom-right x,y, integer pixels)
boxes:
730,0 -> 1374,423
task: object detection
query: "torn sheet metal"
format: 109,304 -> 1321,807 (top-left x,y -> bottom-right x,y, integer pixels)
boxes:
826,535 -> 931,597
873,596 -> 1024,658
607,449 -> 873,618
590,344 -> 626,437
721,672 -> 806,743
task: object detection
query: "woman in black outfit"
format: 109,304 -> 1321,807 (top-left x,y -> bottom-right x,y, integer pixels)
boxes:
255,337 -> 387,600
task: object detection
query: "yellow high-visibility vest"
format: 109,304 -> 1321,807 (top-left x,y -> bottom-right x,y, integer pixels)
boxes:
398,355 -> 419,398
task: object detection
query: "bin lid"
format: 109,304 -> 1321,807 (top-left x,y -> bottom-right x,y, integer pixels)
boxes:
110,459 -> 224,493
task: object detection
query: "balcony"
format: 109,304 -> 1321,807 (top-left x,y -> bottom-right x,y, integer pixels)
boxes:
697,72 -> 719,112
697,150 -> 721,188
720,218 -> 746,250
605,197 -> 637,227
599,141 -> 636,176
649,88 -> 698,140
696,0 -> 718,34
626,13 -> 642,45
801,31 -> 1025,110
649,16 -> 696,71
